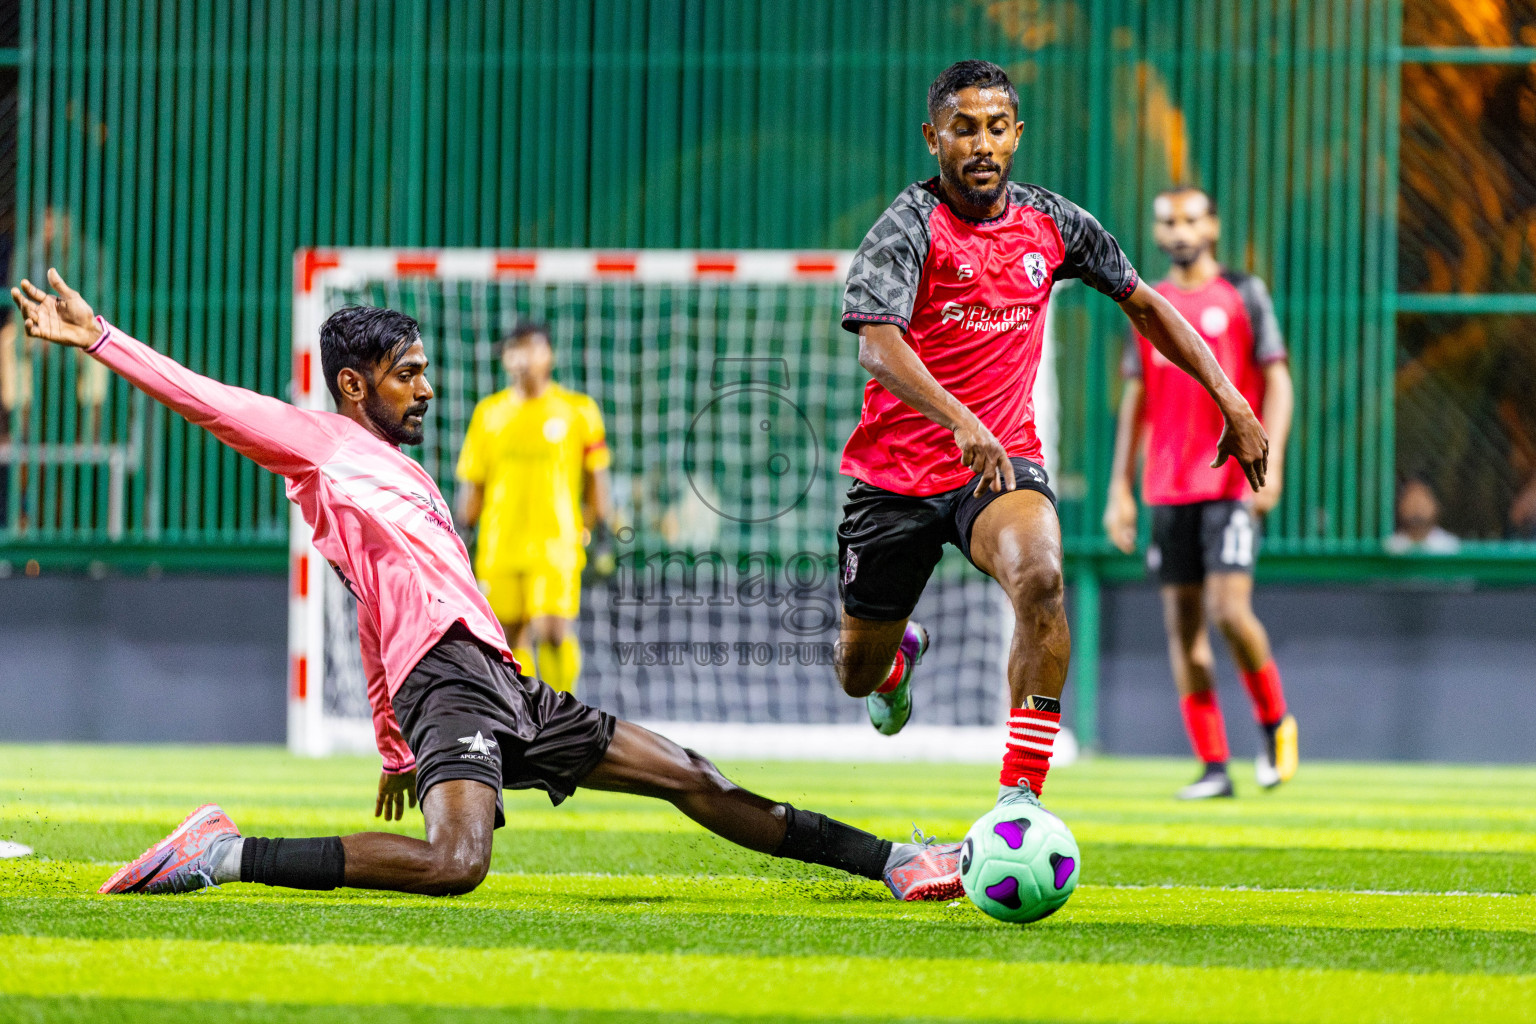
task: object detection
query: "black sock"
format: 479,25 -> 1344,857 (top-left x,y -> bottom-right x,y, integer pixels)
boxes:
772,805 -> 891,881
239,837 -> 347,890
1202,761 -> 1229,778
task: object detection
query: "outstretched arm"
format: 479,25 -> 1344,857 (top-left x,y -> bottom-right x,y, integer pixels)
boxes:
12,269 -> 341,477
858,323 -> 1016,497
1103,378 -> 1145,553
1118,281 -> 1269,491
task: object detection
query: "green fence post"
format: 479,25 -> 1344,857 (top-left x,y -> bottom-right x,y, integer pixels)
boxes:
1072,564 -> 1102,752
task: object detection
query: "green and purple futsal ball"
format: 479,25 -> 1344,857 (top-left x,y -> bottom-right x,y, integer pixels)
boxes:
959,803 -> 1080,923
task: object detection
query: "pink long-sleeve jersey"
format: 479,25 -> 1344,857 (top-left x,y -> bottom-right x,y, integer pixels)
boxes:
88,318 -> 517,772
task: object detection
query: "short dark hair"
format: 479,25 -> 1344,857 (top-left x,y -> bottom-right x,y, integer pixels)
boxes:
318,305 -> 421,404
498,320 -> 552,354
927,60 -> 1019,121
1156,185 -> 1218,217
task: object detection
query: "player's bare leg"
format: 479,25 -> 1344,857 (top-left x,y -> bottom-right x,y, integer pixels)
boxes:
1163,584 -> 1234,799
1204,572 -> 1296,787
339,780 -> 496,895
834,613 -> 907,697
835,612 -> 929,735
579,720 -> 963,899
1204,572 -> 1269,671
98,780 -> 498,897
968,490 -> 1070,805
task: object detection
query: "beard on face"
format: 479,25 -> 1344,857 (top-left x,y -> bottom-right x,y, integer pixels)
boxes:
941,151 -> 1012,211
1160,239 -> 1207,268
363,386 -> 428,446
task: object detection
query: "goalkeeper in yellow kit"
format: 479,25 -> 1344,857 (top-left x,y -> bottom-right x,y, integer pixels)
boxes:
457,322 -> 612,693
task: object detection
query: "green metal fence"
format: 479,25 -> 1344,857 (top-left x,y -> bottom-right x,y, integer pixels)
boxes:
3,0 -> 1535,580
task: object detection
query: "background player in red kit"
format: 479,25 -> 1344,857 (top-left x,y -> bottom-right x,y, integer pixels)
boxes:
1104,186 -> 1298,800
834,61 -> 1270,815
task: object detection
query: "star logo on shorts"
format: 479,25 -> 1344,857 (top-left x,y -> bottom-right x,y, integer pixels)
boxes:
457,731 -> 498,755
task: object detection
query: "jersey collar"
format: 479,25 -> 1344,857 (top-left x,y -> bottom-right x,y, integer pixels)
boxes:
921,177 -> 1011,225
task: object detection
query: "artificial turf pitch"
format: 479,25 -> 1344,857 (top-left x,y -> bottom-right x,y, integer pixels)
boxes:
1,746 -> 1532,1023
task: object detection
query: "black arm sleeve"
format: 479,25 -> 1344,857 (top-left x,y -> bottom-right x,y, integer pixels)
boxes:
841,186 -> 937,334
1229,272 -> 1288,364
1017,184 -> 1140,302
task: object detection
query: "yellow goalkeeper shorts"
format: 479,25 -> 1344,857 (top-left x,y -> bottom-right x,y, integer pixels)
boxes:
482,568 -> 581,623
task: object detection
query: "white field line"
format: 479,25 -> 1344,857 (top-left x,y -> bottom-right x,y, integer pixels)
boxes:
1102,881 -> 1521,898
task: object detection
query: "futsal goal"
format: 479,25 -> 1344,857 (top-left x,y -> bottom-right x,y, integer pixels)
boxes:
289,248 -> 1071,765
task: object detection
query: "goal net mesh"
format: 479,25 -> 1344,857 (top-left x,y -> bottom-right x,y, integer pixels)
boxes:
312,269 -> 1011,734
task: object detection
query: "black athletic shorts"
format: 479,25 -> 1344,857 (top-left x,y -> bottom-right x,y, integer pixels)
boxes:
1148,500 -> 1259,586
390,623 -> 616,828
836,457 -> 1057,621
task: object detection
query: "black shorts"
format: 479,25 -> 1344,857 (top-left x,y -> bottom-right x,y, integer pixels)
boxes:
836,457 -> 1057,621
1148,500 -> 1259,586
390,624 -> 616,828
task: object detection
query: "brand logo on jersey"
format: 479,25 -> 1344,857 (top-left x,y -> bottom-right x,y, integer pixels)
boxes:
842,548 -> 859,585
409,490 -> 456,535
1199,306 -> 1230,338
956,262 -> 974,281
938,301 -> 1037,332
458,731 -> 498,757
1022,252 -> 1048,288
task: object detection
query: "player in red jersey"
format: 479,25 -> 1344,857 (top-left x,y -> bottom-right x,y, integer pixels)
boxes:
834,61 -> 1269,814
1104,186 -> 1298,799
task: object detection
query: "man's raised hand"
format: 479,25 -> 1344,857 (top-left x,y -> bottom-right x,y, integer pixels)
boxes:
11,268 -> 102,350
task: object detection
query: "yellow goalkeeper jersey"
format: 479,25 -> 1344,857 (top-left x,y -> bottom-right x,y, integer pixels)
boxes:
457,383 -> 610,577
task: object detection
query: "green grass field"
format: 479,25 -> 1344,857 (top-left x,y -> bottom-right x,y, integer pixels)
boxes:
1,745 -> 1533,1023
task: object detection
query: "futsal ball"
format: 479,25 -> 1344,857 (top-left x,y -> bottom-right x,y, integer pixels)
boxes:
959,803 -> 1080,923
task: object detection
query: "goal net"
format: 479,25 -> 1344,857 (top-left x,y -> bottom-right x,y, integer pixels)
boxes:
289,249 -> 1059,763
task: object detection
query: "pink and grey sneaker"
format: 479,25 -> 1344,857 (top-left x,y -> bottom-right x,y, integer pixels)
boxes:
98,803 -> 241,895
882,830 -> 964,901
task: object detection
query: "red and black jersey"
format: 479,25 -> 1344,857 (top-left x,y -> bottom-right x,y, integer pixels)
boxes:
1121,270 -> 1288,505
840,177 -> 1139,497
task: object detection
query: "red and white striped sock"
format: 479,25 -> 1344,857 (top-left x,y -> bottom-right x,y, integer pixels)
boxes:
1240,660 -> 1287,727
1180,691 -> 1230,764
999,703 -> 1062,796
874,650 -> 906,694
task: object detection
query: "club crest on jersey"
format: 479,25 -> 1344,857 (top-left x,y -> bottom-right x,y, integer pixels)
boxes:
1022,252 -> 1048,288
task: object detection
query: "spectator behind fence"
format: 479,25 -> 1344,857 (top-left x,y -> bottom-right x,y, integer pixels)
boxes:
1387,477 -> 1461,554
1,205 -> 111,443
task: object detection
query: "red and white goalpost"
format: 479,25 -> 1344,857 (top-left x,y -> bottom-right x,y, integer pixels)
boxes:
288,247 -> 1070,765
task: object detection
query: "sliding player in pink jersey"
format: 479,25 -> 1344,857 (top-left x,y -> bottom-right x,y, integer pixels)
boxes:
13,269 -> 962,901
833,61 -> 1270,814
1104,186 -> 1297,799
